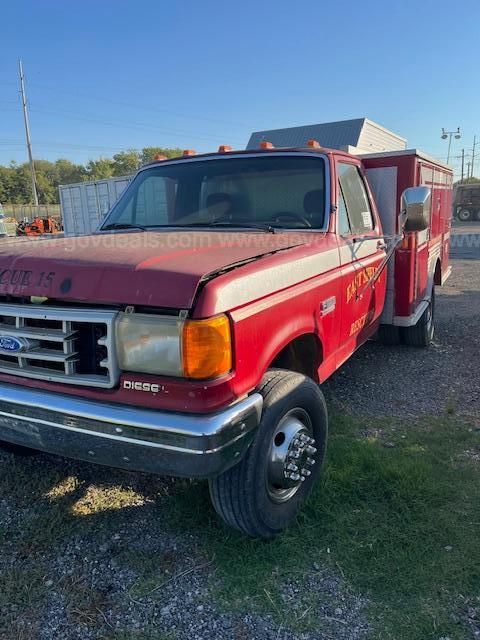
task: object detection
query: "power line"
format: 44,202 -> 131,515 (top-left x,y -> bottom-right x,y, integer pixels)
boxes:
28,81 -> 249,129
0,140 -> 137,152
29,105 -> 246,146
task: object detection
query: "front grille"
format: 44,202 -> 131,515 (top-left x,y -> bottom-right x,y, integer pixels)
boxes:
0,304 -> 119,388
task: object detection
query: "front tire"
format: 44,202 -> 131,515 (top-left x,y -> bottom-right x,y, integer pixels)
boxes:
209,370 -> 328,539
402,286 -> 435,347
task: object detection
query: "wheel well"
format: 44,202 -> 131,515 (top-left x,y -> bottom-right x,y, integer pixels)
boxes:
270,333 -> 322,382
434,259 -> 442,286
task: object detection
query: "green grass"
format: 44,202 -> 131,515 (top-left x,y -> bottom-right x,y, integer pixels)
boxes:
164,414 -> 480,638
0,564 -> 46,634
0,413 -> 478,639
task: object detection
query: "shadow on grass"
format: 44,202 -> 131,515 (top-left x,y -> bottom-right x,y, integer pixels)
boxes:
0,413 -> 479,639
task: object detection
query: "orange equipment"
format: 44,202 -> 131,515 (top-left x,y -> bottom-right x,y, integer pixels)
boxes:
17,217 -> 61,236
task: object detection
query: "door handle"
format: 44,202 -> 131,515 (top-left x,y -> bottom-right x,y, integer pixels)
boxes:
377,240 -> 387,251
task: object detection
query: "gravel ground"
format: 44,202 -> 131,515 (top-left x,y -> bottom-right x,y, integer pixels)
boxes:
1,225 -> 478,640
30,545 -> 368,640
0,454 -> 370,640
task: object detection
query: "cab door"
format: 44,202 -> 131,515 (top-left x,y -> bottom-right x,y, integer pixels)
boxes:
335,162 -> 387,366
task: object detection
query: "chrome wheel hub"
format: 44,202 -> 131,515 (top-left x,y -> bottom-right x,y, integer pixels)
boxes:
267,408 -> 317,503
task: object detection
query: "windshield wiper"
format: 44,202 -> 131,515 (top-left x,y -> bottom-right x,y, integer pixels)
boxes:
179,221 -> 276,233
102,221 -> 277,233
101,222 -> 148,231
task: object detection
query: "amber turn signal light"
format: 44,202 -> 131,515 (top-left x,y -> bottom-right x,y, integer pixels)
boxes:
182,315 -> 232,379
260,141 -> 274,149
306,139 -> 321,148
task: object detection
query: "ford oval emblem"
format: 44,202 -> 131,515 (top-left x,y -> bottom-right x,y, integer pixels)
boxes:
0,336 -> 25,353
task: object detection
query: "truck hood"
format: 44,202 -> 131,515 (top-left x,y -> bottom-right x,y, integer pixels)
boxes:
0,231 -> 304,309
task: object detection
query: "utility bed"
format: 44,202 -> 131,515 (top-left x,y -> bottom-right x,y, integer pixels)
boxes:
362,149 -> 453,325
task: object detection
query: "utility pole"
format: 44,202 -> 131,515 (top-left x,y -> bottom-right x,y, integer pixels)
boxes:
461,148 -> 465,183
18,59 -> 39,207
466,161 -> 471,180
471,135 -> 477,179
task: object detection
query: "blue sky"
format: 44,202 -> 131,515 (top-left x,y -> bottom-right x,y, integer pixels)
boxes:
1,0 -> 478,178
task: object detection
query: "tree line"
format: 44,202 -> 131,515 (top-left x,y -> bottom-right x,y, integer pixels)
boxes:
0,147 -> 182,205
2,146 -> 478,206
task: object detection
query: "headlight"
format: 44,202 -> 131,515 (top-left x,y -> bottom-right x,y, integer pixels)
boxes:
116,313 -> 183,376
116,313 -> 232,380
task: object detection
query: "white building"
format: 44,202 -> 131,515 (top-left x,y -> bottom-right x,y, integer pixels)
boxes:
246,118 -> 407,154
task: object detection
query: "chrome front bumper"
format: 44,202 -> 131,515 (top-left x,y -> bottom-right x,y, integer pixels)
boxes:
0,383 -> 263,478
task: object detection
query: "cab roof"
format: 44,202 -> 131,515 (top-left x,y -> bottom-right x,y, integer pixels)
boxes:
142,145 -> 353,169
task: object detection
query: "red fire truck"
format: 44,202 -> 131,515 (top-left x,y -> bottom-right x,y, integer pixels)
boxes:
0,142 -> 452,538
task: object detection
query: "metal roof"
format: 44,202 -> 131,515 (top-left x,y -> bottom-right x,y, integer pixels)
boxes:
247,118 -> 365,150
246,118 -> 406,153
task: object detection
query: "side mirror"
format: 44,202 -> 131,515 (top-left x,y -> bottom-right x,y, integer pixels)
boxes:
400,186 -> 431,232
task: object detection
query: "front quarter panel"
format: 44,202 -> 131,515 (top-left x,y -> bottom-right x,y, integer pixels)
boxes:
195,235 -> 343,396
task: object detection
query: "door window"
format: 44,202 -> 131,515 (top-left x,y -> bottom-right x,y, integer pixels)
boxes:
338,164 -> 374,234
338,189 -> 351,235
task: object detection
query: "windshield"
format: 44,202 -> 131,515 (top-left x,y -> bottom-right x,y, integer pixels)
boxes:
102,155 -> 327,231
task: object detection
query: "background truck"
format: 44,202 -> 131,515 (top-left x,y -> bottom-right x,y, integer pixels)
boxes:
453,183 -> 480,221
0,141 -> 452,538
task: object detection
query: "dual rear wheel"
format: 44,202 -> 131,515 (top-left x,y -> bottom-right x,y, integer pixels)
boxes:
378,286 -> 435,348
402,287 -> 435,347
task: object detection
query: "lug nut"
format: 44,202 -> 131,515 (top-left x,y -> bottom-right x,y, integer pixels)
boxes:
289,450 -> 300,459
299,475 -> 306,482
286,463 -> 298,472
306,445 -> 317,455
301,468 -> 312,477
300,434 -> 309,443
306,457 -> 316,466
289,473 -> 301,481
